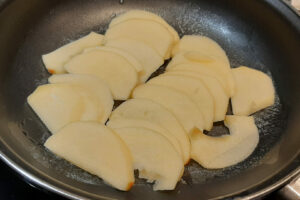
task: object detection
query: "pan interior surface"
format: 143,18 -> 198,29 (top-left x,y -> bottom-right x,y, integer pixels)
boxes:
0,0 -> 299,199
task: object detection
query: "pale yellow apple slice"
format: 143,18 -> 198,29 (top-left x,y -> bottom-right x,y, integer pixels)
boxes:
168,52 -> 235,96
64,48 -> 138,100
27,83 -> 102,133
107,118 -> 183,159
105,19 -> 173,59
83,46 -> 143,73
132,84 -> 205,132
108,10 -> 179,59
165,70 -> 229,121
44,122 -> 134,191
190,115 -> 259,169
167,62 -> 231,96
42,32 -> 103,74
109,10 -> 179,43
172,35 -> 230,67
105,38 -> 163,82
231,66 -> 275,116
110,98 -> 190,164
112,127 -> 183,191
48,74 -> 113,123
148,74 -> 214,131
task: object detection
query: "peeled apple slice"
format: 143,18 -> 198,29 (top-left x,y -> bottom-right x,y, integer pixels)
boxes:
64,48 -> 138,100
231,66 -> 275,116
105,19 -> 174,59
167,62 -> 231,97
112,127 -> 184,191
172,35 -> 230,67
44,122 -> 134,191
110,99 -> 190,164
27,83 -> 100,133
105,38 -> 163,82
48,74 -> 113,123
42,32 -> 104,74
190,115 -> 259,169
83,46 -> 143,73
132,84 -> 205,133
107,118 -> 183,160
168,52 -> 235,97
165,70 -> 229,122
148,74 -> 214,131
109,10 -> 179,43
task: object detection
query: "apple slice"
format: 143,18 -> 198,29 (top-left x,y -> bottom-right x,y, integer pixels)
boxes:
109,10 -> 179,43
64,48 -> 138,100
168,52 -> 235,97
167,62 -> 231,97
172,35 -> 230,67
44,122 -> 134,191
231,66 -> 275,116
190,115 -> 259,169
108,10 -> 179,58
165,70 -> 229,121
27,83 -> 101,133
83,46 -> 143,73
105,19 -> 174,59
148,74 -> 214,131
48,74 -> 113,123
110,98 -> 190,164
105,38 -> 163,82
112,127 -> 183,191
42,32 -> 104,74
107,118 -> 183,160
132,84 -> 205,132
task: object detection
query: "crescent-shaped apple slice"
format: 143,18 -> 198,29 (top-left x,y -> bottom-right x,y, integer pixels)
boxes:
132,84 -> 205,133
110,98 -> 190,164
190,115 -> 259,169
64,48 -> 138,100
107,118 -> 183,160
44,122 -> 134,191
42,32 -> 104,74
231,66 -> 275,116
105,19 -> 173,59
48,74 -> 113,123
148,74 -> 214,131
112,127 -> 183,191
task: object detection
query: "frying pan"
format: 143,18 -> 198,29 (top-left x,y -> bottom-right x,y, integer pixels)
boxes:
0,0 -> 299,199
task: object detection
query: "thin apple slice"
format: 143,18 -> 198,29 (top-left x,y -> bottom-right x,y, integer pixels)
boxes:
83,46 -> 143,73
110,99 -> 190,164
112,127 -> 183,191
167,62 -> 231,97
148,74 -> 214,131
165,70 -> 229,121
42,32 -> 103,74
48,74 -> 113,123
109,10 -> 179,43
105,19 -> 173,59
168,52 -> 235,97
231,66 -> 275,116
105,38 -> 163,82
107,118 -> 183,160
27,83 -> 101,133
44,122 -> 134,191
64,48 -> 138,100
172,35 -> 230,67
190,115 -> 259,169
132,84 -> 205,132
108,10 -> 179,58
